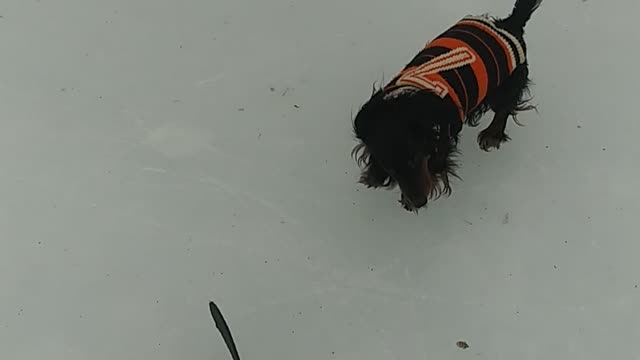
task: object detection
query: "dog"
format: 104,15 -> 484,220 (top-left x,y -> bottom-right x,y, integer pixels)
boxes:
352,0 -> 542,212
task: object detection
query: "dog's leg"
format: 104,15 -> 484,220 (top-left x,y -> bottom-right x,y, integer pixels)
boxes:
478,64 -> 533,151
478,111 -> 510,151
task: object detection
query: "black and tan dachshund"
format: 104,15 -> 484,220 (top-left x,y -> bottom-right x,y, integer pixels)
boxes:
353,0 -> 542,212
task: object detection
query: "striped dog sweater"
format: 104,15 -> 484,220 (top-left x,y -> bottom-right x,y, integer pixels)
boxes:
386,16 -> 527,122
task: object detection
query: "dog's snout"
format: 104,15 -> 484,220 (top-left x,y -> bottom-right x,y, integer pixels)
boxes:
401,192 -> 427,211
413,196 -> 427,208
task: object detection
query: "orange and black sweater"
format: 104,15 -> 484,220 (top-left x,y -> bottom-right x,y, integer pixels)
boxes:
386,16 -> 527,122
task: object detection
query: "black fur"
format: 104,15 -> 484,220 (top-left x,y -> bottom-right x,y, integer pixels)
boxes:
352,0 -> 541,212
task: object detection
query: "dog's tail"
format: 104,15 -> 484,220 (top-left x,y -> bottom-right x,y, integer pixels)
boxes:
505,0 -> 542,29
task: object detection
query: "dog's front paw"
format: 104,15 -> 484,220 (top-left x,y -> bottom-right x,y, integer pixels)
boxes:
478,130 -> 510,152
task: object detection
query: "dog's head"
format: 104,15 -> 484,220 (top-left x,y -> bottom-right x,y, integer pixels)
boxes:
352,86 -> 460,211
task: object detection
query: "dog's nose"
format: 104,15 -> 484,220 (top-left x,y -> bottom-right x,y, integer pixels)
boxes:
405,193 -> 427,209
413,196 -> 428,208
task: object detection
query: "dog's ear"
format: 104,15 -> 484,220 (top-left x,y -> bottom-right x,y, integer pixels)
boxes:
406,114 -> 435,154
353,90 -> 386,139
351,142 -> 370,168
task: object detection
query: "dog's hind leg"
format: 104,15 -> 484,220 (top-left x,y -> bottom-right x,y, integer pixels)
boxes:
478,64 -> 533,151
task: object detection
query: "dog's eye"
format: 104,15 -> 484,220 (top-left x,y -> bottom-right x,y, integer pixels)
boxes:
385,166 -> 398,177
408,155 -> 423,168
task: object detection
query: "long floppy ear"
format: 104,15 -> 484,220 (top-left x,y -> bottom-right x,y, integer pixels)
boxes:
409,113 -> 460,200
427,119 -> 454,173
407,114 -> 436,161
429,118 -> 461,197
351,142 -> 370,169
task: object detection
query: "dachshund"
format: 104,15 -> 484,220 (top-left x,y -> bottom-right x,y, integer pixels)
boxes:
352,0 -> 542,211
